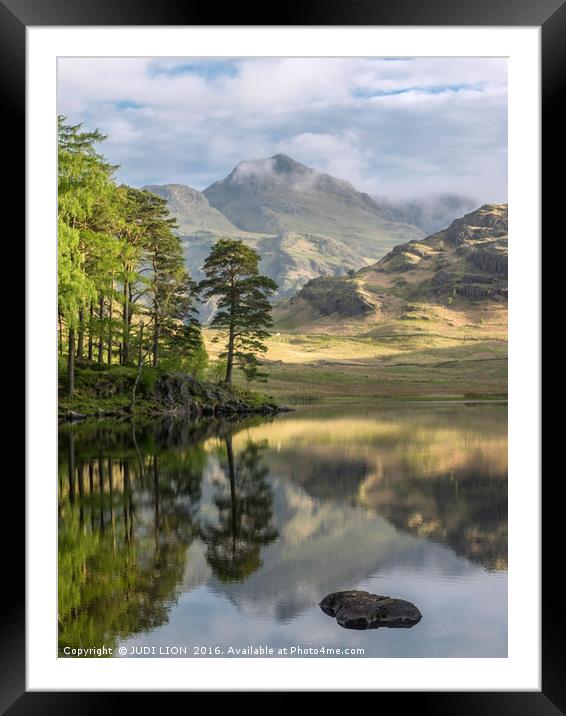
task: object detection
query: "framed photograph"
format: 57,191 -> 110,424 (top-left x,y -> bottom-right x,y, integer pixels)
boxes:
7,0 -> 554,707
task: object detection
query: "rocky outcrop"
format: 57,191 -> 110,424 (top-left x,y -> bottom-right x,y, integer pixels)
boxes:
456,285 -> 492,300
154,373 -> 283,417
62,410 -> 87,422
468,248 -> 508,276
431,269 -> 454,286
445,205 -> 507,245
59,365 -> 287,422
274,203 -> 508,328
320,590 -> 422,630
292,276 -> 374,318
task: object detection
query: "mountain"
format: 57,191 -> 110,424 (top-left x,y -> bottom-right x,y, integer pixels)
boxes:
143,184 -> 243,235
202,154 -> 423,253
142,187 -> 374,297
145,156 -> 427,309
274,204 -> 508,332
372,193 -> 478,235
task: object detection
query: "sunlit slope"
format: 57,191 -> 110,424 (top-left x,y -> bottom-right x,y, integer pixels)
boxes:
274,203 -> 508,335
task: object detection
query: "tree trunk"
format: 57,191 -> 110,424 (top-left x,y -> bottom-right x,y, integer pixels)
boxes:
98,296 -> 104,363
58,312 -> 63,355
152,329 -> 158,368
87,301 -> 94,361
122,279 -> 129,365
130,322 -> 145,412
76,307 -> 84,361
128,285 -> 134,332
67,326 -> 75,399
225,322 -> 235,384
107,277 -> 114,365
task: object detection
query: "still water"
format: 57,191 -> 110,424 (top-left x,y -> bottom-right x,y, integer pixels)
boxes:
58,402 -> 507,658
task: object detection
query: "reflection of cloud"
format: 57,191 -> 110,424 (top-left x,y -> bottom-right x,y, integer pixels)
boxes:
205,475 -> 484,623
58,57 -> 507,203
181,541 -> 211,591
115,403 -> 507,657
119,541 -> 507,658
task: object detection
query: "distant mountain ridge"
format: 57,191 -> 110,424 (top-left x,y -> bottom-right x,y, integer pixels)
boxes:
202,154 -> 422,251
144,183 -> 241,235
372,193 -> 479,235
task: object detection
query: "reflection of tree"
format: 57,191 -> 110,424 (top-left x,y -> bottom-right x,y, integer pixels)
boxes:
201,437 -> 278,582
58,426 -> 205,655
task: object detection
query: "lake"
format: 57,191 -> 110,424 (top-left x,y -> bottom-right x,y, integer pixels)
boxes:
58,401 -> 507,658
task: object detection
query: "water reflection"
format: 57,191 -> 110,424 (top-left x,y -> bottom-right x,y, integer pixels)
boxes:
58,403 -> 507,657
200,437 -> 278,582
58,423 -> 204,655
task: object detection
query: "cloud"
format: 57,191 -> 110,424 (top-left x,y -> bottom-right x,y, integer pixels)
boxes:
57,57 -> 507,203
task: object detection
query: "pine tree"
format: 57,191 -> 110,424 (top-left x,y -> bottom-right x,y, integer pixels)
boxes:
58,116 -> 118,395
139,192 -> 200,368
200,240 -> 277,384
58,117 -> 207,399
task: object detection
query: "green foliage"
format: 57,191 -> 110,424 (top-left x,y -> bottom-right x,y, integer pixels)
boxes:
200,239 -> 277,383
58,440 -> 201,653
138,367 -> 161,397
159,333 -> 209,379
208,359 -> 228,383
58,116 -> 207,388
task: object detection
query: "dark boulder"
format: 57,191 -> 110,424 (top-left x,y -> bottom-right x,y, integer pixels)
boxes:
319,590 -> 421,630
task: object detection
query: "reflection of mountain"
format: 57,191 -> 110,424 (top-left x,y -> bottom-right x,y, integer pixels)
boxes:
204,476 -> 482,624
228,405 -> 508,571
358,460 -> 507,571
59,403 -> 507,646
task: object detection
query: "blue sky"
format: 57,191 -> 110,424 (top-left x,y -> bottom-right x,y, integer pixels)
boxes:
58,57 -> 507,202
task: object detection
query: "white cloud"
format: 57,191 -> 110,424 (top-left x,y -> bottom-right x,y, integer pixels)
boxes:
57,57 -> 507,203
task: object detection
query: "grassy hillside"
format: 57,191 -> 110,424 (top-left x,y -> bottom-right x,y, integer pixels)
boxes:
204,204 -> 508,403
275,203 -> 508,330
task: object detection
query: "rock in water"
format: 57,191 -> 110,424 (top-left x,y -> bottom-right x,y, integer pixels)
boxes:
319,590 -> 421,630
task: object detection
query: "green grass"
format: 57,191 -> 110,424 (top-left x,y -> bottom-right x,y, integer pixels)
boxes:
235,334 -> 508,405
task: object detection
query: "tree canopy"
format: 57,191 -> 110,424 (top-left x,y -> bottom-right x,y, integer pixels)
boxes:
58,118 -> 277,400
57,117 -> 204,397
200,239 -> 277,384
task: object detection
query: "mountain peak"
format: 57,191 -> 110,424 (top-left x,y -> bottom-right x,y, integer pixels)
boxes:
226,154 -> 312,184
269,153 -> 310,174
203,154 -> 424,242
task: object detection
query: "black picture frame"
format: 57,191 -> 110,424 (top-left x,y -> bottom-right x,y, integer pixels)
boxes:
6,0 -> 553,709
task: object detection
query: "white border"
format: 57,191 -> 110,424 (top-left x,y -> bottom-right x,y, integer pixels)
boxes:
27,26 -> 540,691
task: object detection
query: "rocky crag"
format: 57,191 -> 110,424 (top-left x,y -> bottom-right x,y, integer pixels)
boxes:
274,203 -> 508,328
